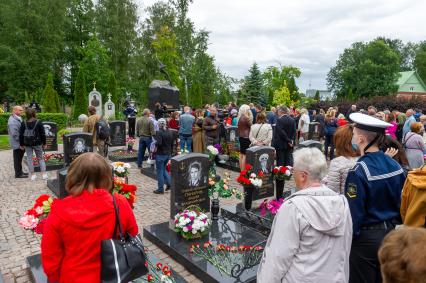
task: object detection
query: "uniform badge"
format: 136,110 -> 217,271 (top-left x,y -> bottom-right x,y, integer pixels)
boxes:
347,183 -> 357,198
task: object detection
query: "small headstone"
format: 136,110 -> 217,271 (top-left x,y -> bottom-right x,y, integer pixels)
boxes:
109,121 -> 126,147
88,85 -> 103,116
63,133 -> 93,165
170,153 -> 210,219
42,122 -> 58,152
104,93 -> 115,120
246,146 -> 275,200
308,122 -> 320,140
298,140 -> 323,151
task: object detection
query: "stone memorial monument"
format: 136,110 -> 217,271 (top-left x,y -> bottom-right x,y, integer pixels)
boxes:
42,122 -> 58,152
63,133 -> 93,166
88,83 -> 102,116
108,121 -> 126,147
246,146 -> 275,201
104,93 -> 115,120
147,80 -> 179,111
170,153 -> 210,219
217,126 -> 240,171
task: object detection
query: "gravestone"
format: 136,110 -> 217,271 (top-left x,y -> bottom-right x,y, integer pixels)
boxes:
104,93 -> 115,120
308,122 -> 320,140
216,126 -> 240,172
109,121 -> 126,147
42,122 -> 58,152
298,140 -> 323,151
148,80 -> 179,111
63,133 -> 93,166
246,146 -> 275,200
170,153 -> 210,219
88,86 -> 103,116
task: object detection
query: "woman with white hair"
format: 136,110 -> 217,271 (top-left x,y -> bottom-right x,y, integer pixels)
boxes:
237,104 -> 253,170
257,147 -> 353,283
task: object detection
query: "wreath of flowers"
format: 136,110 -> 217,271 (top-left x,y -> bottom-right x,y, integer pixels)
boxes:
173,206 -> 211,240
236,164 -> 263,187
113,177 -> 137,209
19,194 -> 56,234
259,198 -> 284,217
272,166 -> 292,181
111,161 -> 131,177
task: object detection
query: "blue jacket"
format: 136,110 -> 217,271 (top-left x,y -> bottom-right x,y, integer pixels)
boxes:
179,113 -> 195,136
324,118 -> 338,136
344,151 -> 406,235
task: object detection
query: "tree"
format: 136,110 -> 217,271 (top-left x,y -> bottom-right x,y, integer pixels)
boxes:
287,76 -> 300,102
272,83 -> 292,107
242,63 -> 263,105
327,39 -> 400,98
314,90 -> 320,102
107,72 -> 119,117
42,73 -> 61,112
263,65 -> 301,106
414,41 -> 426,84
73,68 -> 88,119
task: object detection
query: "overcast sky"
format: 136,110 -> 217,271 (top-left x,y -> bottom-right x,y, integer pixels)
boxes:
136,0 -> 426,93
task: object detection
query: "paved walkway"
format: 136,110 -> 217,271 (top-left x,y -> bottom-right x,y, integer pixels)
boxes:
0,147 -> 295,283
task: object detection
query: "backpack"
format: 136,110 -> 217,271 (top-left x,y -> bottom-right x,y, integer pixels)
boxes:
23,120 -> 41,146
96,119 -> 110,140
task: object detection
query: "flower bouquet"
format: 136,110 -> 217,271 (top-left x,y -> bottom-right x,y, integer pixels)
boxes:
19,194 -> 56,234
208,172 -> 242,200
236,164 -> 264,188
113,177 -> 137,209
259,198 -> 284,217
173,206 -> 211,240
207,145 -> 219,160
189,241 -> 264,276
111,161 -> 131,177
272,166 -> 293,180
126,137 -> 136,151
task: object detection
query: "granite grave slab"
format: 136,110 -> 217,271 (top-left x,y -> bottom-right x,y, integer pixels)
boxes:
109,120 -> 126,147
42,122 -> 58,152
246,146 -> 275,201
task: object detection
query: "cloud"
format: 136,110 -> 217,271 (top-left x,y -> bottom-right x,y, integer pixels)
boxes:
137,0 -> 426,92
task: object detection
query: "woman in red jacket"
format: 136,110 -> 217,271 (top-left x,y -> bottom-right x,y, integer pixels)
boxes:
41,153 -> 138,283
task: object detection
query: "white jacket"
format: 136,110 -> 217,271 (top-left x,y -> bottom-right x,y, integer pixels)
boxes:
324,156 -> 358,194
249,123 -> 273,146
257,186 -> 353,283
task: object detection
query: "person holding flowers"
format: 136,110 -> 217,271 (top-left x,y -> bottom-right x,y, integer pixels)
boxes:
41,153 -> 138,283
257,148 -> 352,282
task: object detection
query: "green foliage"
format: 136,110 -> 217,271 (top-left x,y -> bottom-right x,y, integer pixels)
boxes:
263,65 -> 301,106
414,41 -> 426,84
73,68 -> 88,119
0,113 -> 68,134
272,83 -> 292,107
314,90 -> 320,102
241,63 -> 263,105
42,73 -> 61,113
107,72 -> 119,117
327,39 -> 400,98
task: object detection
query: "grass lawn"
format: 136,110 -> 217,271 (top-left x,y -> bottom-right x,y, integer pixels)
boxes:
0,135 -> 10,150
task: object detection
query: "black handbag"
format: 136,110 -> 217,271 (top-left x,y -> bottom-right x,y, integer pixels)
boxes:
101,194 -> 148,283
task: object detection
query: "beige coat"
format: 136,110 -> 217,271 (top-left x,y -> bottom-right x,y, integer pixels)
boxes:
249,123 -> 273,146
82,114 -> 100,145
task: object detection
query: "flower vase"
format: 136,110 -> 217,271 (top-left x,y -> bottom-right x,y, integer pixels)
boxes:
211,198 -> 220,221
244,185 -> 254,210
275,179 -> 285,201
127,144 -> 133,152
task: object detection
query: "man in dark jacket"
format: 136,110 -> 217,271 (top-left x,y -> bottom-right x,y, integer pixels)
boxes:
153,118 -> 175,194
273,106 -> 296,167
203,107 -> 219,146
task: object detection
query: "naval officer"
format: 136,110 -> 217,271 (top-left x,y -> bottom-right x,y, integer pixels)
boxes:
345,113 -> 406,283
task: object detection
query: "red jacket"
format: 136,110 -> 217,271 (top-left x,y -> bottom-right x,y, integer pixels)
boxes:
168,118 -> 180,130
41,189 -> 138,283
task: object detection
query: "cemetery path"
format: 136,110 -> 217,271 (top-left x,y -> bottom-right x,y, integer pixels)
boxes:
0,147 -> 295,283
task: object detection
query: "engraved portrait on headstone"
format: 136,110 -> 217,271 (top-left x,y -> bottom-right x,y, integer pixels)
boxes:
188,161 -> 202,187
90,95 -> 100,107
73,138 -> 86,154
259,153 -> 269,173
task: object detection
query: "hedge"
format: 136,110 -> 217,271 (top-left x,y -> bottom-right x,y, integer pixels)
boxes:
0,113 -> 68,134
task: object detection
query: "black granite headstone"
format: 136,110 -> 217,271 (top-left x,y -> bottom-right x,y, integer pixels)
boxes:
63,133 -> 93,165
148,80 -> 180,110
298,140 -> 323,151
308,122 -> 320,140
47,168 -> 68,199
246,146 -> 275,200
170,153 -> 210,219
42,122 -> 58,152
109,121 -> 126,146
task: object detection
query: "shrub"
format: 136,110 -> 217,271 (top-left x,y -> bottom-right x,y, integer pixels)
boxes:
0,113 -> 68,134
42,73 -> 61,112
73,68 -> 88,120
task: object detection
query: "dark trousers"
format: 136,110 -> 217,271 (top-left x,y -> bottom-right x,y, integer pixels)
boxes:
13,148 -> 25,177
137,137 -> 152,167
276,148 -> 293,167
349,227 -> 393,283
128,117 -> 136,138
324,134 -> 335,160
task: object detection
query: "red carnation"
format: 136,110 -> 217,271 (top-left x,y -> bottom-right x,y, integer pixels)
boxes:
240,170 -> 247,176
280,166 -> 287,173
120,184 -> 137,193
273,168 -> 279,174
34,194 -> 50,207
26,209 -> 38,217
245,164 -> 252,170
258,171 -> 264,177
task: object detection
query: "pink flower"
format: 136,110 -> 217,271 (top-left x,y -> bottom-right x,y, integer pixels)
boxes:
187,225 -> 192,231
34,206 -> 44,216
19,215 -> 39,230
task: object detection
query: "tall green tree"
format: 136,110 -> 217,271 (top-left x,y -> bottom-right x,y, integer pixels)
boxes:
414,41 -> 426,84
263,65 -> 301,106
73,68 -> 88,119
242,63 -> 263,105
314,90 -> 320,102
327,39 -> 400,98
272,83 -> 291,107
42,73 -> 61,113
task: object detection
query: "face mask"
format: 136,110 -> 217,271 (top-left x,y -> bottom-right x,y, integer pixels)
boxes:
351,135 -> 359,150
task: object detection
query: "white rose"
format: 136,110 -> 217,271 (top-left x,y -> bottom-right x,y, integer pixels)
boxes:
192,230 -> 198,234
285,170 -> 291,176
183,227 -> 188,232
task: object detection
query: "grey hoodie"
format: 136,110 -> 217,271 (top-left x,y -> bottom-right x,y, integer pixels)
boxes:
257,185 -> 353,283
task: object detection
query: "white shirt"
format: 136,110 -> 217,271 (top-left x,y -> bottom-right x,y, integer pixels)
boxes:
298,114 -> 310,133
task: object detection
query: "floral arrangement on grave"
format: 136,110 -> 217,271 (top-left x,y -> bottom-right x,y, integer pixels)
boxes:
32,153 -> 64,166
142,255 -> 176,282
272,166 -> 293,180
189,241 -> 264,277
236,164 -> 264,188
173,206 -> 211,240
113,177 -> 137,209
207,145 -> 219,178
111,161 -> 131,177
19,194 -> 56,234
259,198 -> 284,217
126,137 -> 136,151
208,172 -> 242,200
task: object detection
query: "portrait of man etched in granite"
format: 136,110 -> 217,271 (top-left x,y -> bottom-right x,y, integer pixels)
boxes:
90,95 -> 100,107
259,153 -> 269,173
43,124 -> 54,137
188,162 -> 202,187
73,138 -> 86,154
230,130 -> 235,142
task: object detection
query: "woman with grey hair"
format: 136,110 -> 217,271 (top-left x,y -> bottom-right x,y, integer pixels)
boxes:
257,147 -> 353,283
